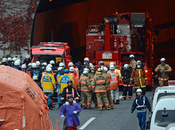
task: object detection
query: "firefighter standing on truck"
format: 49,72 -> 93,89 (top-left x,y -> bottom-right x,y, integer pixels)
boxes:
129,54 -> 137,69
122,64 -> 133,100
102,66 -> 114,109
130,60 -> 147,95
155,58 -> 172,87
88,65 -> 97,107
92,68 -> 110,111
78,69 -> 93,109
108,64 -> 120,104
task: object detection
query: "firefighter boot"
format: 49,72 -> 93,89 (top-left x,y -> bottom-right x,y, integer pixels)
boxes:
111,106 -> 114,109
98,107 -> 103,111
87,106 -> 93,109
82,106 -> 86,109
122,97 -> 126,100
128,97 -> 131,100
115,100 -> 120,104
107,106 -> 111,110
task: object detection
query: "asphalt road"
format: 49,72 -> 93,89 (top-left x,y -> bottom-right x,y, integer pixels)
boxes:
50,91 -> 154,130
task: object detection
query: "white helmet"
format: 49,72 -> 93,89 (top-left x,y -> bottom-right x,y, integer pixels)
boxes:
36,61 -> 40,66
7,57 -> 12,61
14,60 -> 20,66
28,63 -> 32,66
110,65 -> 115,70
160,58 -> 165,62
137,60 -> 141,65
124,64 -> 129,69
69,67 -> 74,72
136,88 -> 142,93
12,57 -> 17,61
84,57 -> 89,62
109,62 -> 115,66
33,75 -> 38,80
32,63 -> 37,68
46,67 -> 52,72
57,67 -> 63,71
21,64 -> 26,69
2,58 -> 7,63
103,67 -> 108,72
50,60 -> 55,65
42,62 -> 47,66
68,62 -> 74,67
26,55 -> 30,59
83,70 -> 89,75
129,54 -> 134,58
59,62 -> 64,67
47,64 -> 52,68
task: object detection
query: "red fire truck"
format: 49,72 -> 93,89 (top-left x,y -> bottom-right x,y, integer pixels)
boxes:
31,42 -> 72,68
86,12 -> 154,89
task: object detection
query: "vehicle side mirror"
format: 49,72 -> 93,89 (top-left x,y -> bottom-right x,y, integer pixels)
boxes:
161,108 -> 168,117
150,94 -> 154,100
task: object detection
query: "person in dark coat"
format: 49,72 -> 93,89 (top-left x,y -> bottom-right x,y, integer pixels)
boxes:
131,89 -> 152,130
23,55 -> 31,67
61,80 -> 80,104
121,64 -> 133,100
60,94 -> 81,130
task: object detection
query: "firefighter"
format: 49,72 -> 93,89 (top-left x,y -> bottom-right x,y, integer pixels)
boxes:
33,75 -> 41,89
60,94 -> 81,130
59,62 -> 65,69
93,68 -> 110,110
88,65 -> 97,107
129,54 -> 137,69
108,65 -> 120,104
36,61 -> 41,69
41,67 -> 56,110
23,55 -> 31,67
7,57 -> 13,67
130,60 -> 147,95
109,62 -> 121,78
2,58 -> 7,66
61,80 -> 79,104
69,67 -> 76,89
58,69 -> 74,107
27,63 -> 32,72
13,60 -> 21,70
78,69 -> 92,109
31,63 -> 41,82
131,89 -> 152,130
155,58 -> 172,87
50,60 -> 57,73
21,64 -> 31,77
102,66 -> 114,109
80,57 -> 89,74
41,62 -> 47,73
100,61 -> 105,69
122,64 -> 133,100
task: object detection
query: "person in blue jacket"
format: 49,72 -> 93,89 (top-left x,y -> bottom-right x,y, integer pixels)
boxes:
131,89 -> 152,130
60,94 -> 81,130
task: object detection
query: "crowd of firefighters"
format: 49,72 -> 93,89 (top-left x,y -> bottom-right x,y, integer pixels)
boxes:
0,54 -> 172,112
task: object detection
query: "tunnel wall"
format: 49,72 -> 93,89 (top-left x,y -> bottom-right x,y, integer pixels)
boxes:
32,0 -> 175,78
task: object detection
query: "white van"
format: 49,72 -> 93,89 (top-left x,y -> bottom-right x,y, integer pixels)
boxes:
150,96 -> 175,130
152,86 -> 175,111
166,123 -> 175,130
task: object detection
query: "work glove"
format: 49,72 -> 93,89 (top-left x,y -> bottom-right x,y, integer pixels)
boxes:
61,115 -> 65,118
73,111 -> 77,114
131,110 -> 134,113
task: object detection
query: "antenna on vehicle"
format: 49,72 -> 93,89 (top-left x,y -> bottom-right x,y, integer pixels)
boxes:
51,31 -> 54,42
165,91 -> 167,96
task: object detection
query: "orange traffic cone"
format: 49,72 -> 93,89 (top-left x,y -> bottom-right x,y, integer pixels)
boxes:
55,118 -> 60,130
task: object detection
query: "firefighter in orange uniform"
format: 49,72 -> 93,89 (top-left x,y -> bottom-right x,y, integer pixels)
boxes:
88,65 -> 97,107
108,65 -> 120,104
68,67 -> 76,89
102,67 -> 114,109
155,58 -> 172,87
130,60 -> 147,95
78,70 -> 93,109
92,68 -> 110,111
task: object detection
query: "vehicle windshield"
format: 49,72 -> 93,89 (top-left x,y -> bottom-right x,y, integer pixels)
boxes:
157,93 -> 175,102
35,55 -> 64,65
121,54 -> 144,62
155,110 -> 175,127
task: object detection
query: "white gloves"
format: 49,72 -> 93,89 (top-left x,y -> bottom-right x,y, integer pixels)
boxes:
73,111 -> 77,114
61,115 -> 65,118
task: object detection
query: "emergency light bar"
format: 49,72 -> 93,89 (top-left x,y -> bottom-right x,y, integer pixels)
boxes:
168,80 -> 175,85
